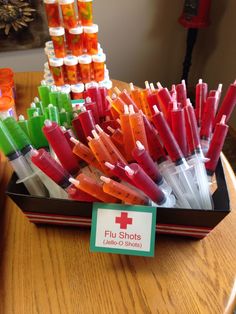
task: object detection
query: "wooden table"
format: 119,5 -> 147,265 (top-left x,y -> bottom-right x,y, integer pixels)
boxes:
1,72 -> 236,314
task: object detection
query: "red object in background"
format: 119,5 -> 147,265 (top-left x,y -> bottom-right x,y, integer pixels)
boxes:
179,0 -> 212,28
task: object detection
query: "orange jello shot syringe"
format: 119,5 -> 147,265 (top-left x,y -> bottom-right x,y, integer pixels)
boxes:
100,176 -> 149,205
95,124 -> 127,166
114,87 -> 139,112
70,137 -> 104,172
88,130 -> 113,175
106,94 -> 126,115
129,82 -> 143,110
120,105 -> 136,162
69,174 -> 118,203
129,105 -> 149,152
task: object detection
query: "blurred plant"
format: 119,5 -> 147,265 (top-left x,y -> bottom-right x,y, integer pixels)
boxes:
0,0 -> 35,35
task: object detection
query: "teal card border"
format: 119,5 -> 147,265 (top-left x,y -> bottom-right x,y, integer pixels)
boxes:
90,203 -> 157,257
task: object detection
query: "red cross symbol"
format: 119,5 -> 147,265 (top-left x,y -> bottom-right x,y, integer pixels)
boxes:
115,212 -> 133,229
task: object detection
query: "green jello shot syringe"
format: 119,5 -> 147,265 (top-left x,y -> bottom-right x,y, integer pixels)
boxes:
0,120 -> 46,196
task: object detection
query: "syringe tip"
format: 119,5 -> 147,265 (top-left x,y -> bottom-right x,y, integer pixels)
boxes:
153,105 -> 160,114
172,101 -> 178,111
107,126 -> 115,133
48,103 -> 53,108
95,124 -> 103,133
150,83 -> 155,91
60,126 -> 66,132
129,104 -> 135,114
31,149 -> 39,157
18,114 -> 25,121
33,111 -> 39,117
34,97 -> 39,102
31,102 -> 36,108
106,96 -> 113,103
105,161 -> 115,169
92,129 -> 99,139
114,87 -> 121,95
44,119 -> 52,127
124,105 -> 129,114
156,82 -> 163,90
217,83 -> 223,92
87,136 -> 93,141
125,166 -> 134,176
220,115 -> 227,125
60,108 -> 66,113
198,79 -> 203,84
136,141 -> 145,150
186,98 -> 192,107
70,137 -> 79,144
69,178 -> 80,186
145,81 -> 150,90
100,176 -> 110,184
129,82 -> 134,91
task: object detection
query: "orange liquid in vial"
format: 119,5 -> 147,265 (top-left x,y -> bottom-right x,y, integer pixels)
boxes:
60,2 -> 77,29
51,35 -> 66,58
77,1 -> 93,26
45,3 -> 61,27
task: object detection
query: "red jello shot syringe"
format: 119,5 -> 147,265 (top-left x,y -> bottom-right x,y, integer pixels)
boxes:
206,115 -> 229,176
171,101 -> 188,157
200,96 -> 217,154
195,79 -> 208,126
213,80 -> 236,128
152,105 -> 201,209
43,120 -> 80,175
176,80 -> 187,107
125,164 -> 175,207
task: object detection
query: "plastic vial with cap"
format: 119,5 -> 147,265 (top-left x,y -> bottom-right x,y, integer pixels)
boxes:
83,24 -> 98,55
77,0 -> 93,26
78,55 -> 92,83
71,83 -> 84,100
68,26 -> 84,56
59,0 -> 77,29
92,53 -> 106,82
64,55 -> 78,85
43,0 -> 61,28
49,58 -> 65,86
49,27 -> 66,58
